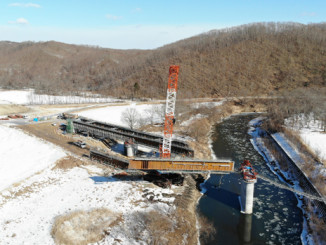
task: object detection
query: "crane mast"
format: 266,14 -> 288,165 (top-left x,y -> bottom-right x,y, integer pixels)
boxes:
161,65 -> 179,158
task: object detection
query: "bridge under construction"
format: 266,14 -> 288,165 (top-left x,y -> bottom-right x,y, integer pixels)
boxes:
73,117 -> 194,157
90,149 -> 234,174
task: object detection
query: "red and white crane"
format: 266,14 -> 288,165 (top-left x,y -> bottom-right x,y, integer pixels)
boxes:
161,65 -> 179,158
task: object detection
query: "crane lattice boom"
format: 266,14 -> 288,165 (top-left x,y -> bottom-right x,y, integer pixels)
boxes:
162,65 -> 179,158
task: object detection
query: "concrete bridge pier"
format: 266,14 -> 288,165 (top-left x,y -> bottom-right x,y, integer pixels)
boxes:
239,179 -> 257,214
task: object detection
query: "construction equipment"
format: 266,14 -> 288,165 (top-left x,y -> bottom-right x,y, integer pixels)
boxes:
73,140 -> 86,149
239,160 -> 258,183
161,65 -> 179,158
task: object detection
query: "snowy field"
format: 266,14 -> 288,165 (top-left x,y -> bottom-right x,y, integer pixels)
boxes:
0,123 -> 176,244
285,117 -> 326,161
77,103 -> 164,127
298,129 -> 326,162
0,89 -> 117,105
0,125 -> 66,191
77,100 -> 225,128
0,165 -> 175,244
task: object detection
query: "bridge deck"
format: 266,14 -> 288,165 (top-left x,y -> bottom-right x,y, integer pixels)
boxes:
90,150 -> 234,173
73,117 -> 194,156
129,158 -> 234,172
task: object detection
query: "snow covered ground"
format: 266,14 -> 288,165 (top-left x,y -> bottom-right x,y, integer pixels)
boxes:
285,116 -> 326,162
0,89 -> 117,105
191,99 -> 225,109
0,165 -> 175,244
77,100 -> 226,128
180,114 -> 208,127
248,117 -> 314,245
0,125 -> 66,191
77,103 -> 164,127
271,133 -> 303,164
0,123 -> 177,244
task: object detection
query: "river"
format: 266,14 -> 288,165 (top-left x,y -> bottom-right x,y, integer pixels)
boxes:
198,114 -> 303,245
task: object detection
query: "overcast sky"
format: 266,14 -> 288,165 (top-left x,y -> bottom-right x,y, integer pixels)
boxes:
0,0 -> 325,49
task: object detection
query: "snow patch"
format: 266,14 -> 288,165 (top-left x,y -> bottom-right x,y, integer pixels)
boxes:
77,103 -> 164,127
0,89 -> 117,105
0,125 -> 66,191
0,165 -> 177,244
285,115 -> 326,161
180,114 -> 207,126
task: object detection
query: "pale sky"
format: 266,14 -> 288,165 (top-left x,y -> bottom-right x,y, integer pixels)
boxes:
0,0 -> 325,49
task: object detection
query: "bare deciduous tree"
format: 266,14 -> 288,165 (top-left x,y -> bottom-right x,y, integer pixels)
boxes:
121,108 -> 140,129
145,105 -> 164,125
1,22 -> 326,99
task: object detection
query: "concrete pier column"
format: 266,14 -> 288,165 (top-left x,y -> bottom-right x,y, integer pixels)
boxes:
240,179 -> 256,214
125,144 -> 134,157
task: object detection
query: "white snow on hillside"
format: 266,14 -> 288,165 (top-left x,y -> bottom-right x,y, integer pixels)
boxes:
0,125 -> 66,191
0,89 -> 117,105
0,165 -> 175,244
285,116 -> 326,161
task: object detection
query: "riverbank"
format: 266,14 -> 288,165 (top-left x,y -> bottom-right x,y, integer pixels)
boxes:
249,117 -> 326,244
198,114 -> 304,244
184,98 -> 267,159
175,99 -> 268,244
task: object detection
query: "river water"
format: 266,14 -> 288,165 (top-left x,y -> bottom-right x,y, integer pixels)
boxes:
198,114 -> 303,245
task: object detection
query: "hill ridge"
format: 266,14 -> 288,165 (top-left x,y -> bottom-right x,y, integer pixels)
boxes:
0,22 -> 325,99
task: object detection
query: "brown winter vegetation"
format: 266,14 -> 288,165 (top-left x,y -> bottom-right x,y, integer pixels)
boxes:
53,156 -> 86,170
261,126 -> 326,196
136,175 -> 214,245
260,135 -> 326,244
307,201 -> 326,244
0,22 -> 325,99
262,87 -> 326,196
265,87 -> 326,134
177,99 -> 267,159
51,208 -> 121,245
50,175 -> 212,245
283,128 -> 325,165
17,121 -> 107,159
0,104 -> 30,115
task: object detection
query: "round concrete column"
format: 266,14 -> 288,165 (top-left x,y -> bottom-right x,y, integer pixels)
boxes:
240,179 -> 256,214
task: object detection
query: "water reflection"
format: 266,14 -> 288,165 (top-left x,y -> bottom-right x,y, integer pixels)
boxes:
238,214 -> 253,244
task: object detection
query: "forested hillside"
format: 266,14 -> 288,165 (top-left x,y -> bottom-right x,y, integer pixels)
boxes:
0,22 -> 325,99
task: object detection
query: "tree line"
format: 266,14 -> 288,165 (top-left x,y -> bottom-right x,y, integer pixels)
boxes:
0,22 -> 325,99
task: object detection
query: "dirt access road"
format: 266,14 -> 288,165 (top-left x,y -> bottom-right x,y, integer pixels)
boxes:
17,121 -> 107,158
